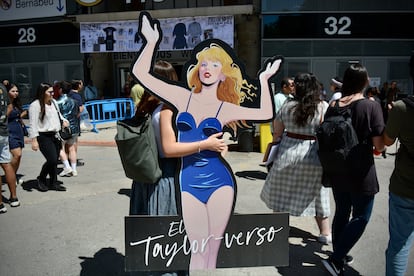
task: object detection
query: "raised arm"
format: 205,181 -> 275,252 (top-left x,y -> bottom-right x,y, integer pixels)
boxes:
258,58 -> 283,119
132,13 -> 188,111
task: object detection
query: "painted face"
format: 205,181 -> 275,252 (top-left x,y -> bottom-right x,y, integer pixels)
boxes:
198,59 -> 224,85
8,86 -> 18,99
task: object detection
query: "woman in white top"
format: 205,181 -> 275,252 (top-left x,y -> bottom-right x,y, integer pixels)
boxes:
29,83 -> 68,192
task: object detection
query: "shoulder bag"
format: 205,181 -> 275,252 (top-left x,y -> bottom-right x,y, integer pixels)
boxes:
115,114 -> 161,183
19,119 -> 29,137
51,100 -> 72,140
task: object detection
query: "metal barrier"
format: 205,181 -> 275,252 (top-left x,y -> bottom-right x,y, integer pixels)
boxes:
84,98 -> 135,133
23,98 -> 135,133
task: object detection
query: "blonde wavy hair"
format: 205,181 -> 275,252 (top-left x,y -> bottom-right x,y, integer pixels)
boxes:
186,43 -> 256,105
186,43 -> 257,134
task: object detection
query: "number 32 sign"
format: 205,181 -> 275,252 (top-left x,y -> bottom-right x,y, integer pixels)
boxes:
324,16 -> 351,35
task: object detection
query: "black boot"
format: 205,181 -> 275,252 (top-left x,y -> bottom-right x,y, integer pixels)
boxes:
37,177 -> 48,192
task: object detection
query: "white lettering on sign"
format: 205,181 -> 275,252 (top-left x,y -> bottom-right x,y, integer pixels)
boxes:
324,16 -> 352,35
18,27 -> 36,43
0,0 -> 66,21
16,0 -> 54,8
130,219 -> 284,267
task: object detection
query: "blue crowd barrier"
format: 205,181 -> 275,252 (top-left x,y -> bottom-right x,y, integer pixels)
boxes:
84,98 -> 135,133
23,98 -> 135,133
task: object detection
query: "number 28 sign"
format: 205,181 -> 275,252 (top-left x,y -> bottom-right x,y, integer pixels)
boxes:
0,23 -> 79,47
18,27 -> 36,43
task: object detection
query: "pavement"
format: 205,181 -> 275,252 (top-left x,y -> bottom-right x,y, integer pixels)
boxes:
0,122 -> 413,276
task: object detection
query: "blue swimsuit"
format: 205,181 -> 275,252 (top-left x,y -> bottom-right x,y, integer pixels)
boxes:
176,94 -> 235,204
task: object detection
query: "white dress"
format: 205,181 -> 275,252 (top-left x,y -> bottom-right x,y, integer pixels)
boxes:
260,100 -> 331,217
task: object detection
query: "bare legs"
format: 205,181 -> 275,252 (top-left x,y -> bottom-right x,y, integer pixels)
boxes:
10,147 -> 22,180
10,147 -> 22,173
0,163 -> 17,201
181,186 -> 234,270
315,216 -> 331,236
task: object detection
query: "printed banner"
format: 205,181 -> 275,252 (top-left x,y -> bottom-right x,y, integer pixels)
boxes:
80,15 -> 234,53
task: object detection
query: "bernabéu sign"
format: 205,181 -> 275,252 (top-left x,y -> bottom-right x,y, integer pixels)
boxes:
125,213 -> 289,271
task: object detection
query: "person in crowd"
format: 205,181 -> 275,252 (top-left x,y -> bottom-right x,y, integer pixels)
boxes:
83,79 -> 98,101
29,83 -> 68,192
261,72 -> 332,244
130,82 -> 145,108
380,81 -> 389,102
321,63 -> 385,276
383,80 -> 401,123
52,81 -> 72,176
56,81 -> 80,177
67,79 -> 84,176
386,81 -> 400,107
0,83 -> 20,214
328,76 -> 343,105
380,81 -> 389,121
129,60 -> 196,276
53,81 -> 72,176
2,79 -> 9,87
52,81 -> 61,100
129,61 -> 182,216
366,86 -> 381,104
274,77 -> 295,114
384,94 -> 414,276
320,83 -> 328,101
132,13 -> 281,270
6,83 -> 27,185
270,77 -> 295,134
123,73 -> 134,98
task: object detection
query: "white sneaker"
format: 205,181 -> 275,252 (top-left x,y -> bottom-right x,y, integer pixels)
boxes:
318,234 -> 332,244
17,178 -> 24,185
72,170 -> 78,177
59,167 -> 73,177
0,203 -> 7,214
9,198 -> 20,207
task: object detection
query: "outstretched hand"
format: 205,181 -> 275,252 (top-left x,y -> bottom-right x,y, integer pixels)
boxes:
260,57 -> 283,81
140,13 -> 160,44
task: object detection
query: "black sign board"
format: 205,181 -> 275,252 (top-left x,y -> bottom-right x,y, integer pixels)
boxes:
0,22 -> 79,47
263,13 -> 414,39
125,213 -> 289,271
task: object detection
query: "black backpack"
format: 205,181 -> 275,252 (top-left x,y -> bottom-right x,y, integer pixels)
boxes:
316,100 -> 373,177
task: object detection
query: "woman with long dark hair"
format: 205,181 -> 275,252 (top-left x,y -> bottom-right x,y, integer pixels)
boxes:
29,82 -> 68,192
6,83 -> 27,185
321,64 -> 385,275
261,72 -> 332,244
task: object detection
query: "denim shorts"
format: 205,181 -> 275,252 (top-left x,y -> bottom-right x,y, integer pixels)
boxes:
64,133 -> 79,145
0,135 -> 11,163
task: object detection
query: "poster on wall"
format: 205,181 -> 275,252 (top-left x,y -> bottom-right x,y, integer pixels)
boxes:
80,15 -> 234,53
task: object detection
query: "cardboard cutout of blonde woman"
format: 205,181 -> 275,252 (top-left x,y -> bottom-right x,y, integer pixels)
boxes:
130,12 -> 284,270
